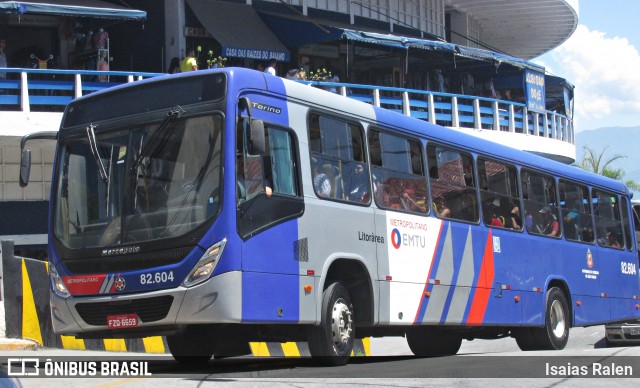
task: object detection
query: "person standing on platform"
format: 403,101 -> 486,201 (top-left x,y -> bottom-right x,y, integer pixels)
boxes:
181,47 -> 198,72
264,58 -> 277,76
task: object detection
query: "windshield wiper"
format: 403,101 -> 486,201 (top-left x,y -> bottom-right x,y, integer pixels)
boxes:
132,106 -> 185,172
86,124 -> 109,184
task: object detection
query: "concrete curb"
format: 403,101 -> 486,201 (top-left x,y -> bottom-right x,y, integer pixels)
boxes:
0,338 -> 39,351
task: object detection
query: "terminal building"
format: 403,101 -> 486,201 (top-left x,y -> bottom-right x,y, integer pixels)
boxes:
0,0 -> 578,254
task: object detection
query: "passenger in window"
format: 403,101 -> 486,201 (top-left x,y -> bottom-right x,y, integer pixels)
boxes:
539,206 -> 559,237
581,227 -> 594,243
487,198 -> 503,227
524,206 -> 534,232
312,161 -> 331,198
490,213 -> 503,227
261,156 -> 274,198
607,231 -> 621,248
433,196 -> 451,218
509,203 -> 522,230
563,201 -> 580,240
348,163 -> 369,202
401,189 -> 427,213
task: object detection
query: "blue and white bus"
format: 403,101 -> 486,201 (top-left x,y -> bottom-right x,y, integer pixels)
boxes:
20,68 -> 640,365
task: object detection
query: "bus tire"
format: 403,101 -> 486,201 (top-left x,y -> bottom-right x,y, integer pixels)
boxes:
406,327 -> 461,357
307,282 -> 354,366
521,287 -> 570,350
167,326 -> 214,364
514,328 -> 535,351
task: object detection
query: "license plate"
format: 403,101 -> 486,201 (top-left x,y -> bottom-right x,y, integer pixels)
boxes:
107,314 -> 139,329
630,328 -> 640,336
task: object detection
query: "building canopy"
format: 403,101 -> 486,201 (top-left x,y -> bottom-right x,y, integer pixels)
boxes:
186,0 -> 290,62
0,0 -> 146,20
259,13 -> 543,71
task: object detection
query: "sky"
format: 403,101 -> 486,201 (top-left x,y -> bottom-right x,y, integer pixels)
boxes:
534,0 -> 640,132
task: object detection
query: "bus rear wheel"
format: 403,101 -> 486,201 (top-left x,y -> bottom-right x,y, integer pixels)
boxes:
307,282 -> 354,366
167,326 -> 215,364
516,287 -> 569,351
406,327 -> 461,357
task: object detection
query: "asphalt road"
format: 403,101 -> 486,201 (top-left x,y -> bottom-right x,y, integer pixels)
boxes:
2,326 -> 640,387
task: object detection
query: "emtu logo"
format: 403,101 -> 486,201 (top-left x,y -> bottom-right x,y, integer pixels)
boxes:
391,228 -> 401,249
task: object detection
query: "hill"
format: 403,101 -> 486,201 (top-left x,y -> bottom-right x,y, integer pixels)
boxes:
574,126 -> 640,185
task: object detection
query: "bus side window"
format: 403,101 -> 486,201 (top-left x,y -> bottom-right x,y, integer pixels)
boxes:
593,190 -> 623,249
478,158 -> 520,230
309,113 -> 368,203
427,144 -> 478,222
558,180 -> 593,243
521,170 -> 560,238
237,119 -> 303,238
620,196 -> 633,251
369,129 -> 427,214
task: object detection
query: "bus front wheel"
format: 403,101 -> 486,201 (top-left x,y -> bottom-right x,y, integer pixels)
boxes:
516,287 -> 569,351
167,326 -> 215,364
307,282 -> 354,366
406,327 -> 462,357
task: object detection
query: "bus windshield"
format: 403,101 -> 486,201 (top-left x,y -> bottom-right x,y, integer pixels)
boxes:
54,114 -> 223,249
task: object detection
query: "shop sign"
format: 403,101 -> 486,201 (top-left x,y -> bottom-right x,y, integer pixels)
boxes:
184,27 -> 210,38
524,69 -> 546,113
299,44 -> 339,59
222,46 -> 290,62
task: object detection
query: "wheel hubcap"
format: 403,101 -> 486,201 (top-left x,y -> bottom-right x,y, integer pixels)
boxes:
331,298 -> 353,352
550,299 -> 566,338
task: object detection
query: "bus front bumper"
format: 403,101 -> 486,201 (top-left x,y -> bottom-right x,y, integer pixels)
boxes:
50,271 -> 243,336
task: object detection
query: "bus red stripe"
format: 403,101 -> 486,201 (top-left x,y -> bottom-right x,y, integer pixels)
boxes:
467,230 -> 495,325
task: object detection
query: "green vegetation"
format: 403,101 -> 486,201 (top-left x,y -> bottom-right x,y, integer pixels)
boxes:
579,145 -> 640,192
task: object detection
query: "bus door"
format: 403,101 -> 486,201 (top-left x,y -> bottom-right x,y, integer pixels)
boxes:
595,193 -> 639,321
236,107 -> 306,323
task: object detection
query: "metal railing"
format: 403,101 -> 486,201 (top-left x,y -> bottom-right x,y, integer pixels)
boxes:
306,81 -> 574,145
0,68 -> 573,145
0,68 -> 162,113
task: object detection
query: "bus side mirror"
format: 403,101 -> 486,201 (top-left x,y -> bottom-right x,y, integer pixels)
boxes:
239,97 -> 266,156
250,119 -> 266,155
19,131 -> 58,187
19,149 -> 31,187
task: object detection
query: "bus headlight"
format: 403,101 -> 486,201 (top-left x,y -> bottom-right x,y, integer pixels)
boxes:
183,238 -> 227,287
49,264 -> 70,299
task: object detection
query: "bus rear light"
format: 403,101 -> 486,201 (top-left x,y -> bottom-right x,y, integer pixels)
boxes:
386,276 -> 392,281
576,300 -> 582,306
501,285 -> 511,290
182,238 -> 227,287
49,264 -> 70,299
306,270 -> 315,276
304,285 -> 312,293
514,296 -> 520,303
532,287 -> 541,292
601,293 -> 608,298
429,279 -> 440,285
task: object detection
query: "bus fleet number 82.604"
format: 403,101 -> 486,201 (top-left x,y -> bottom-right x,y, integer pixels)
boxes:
140,271 -> 174,285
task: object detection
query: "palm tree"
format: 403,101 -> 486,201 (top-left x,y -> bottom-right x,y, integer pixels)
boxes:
579,146 -> 640,192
